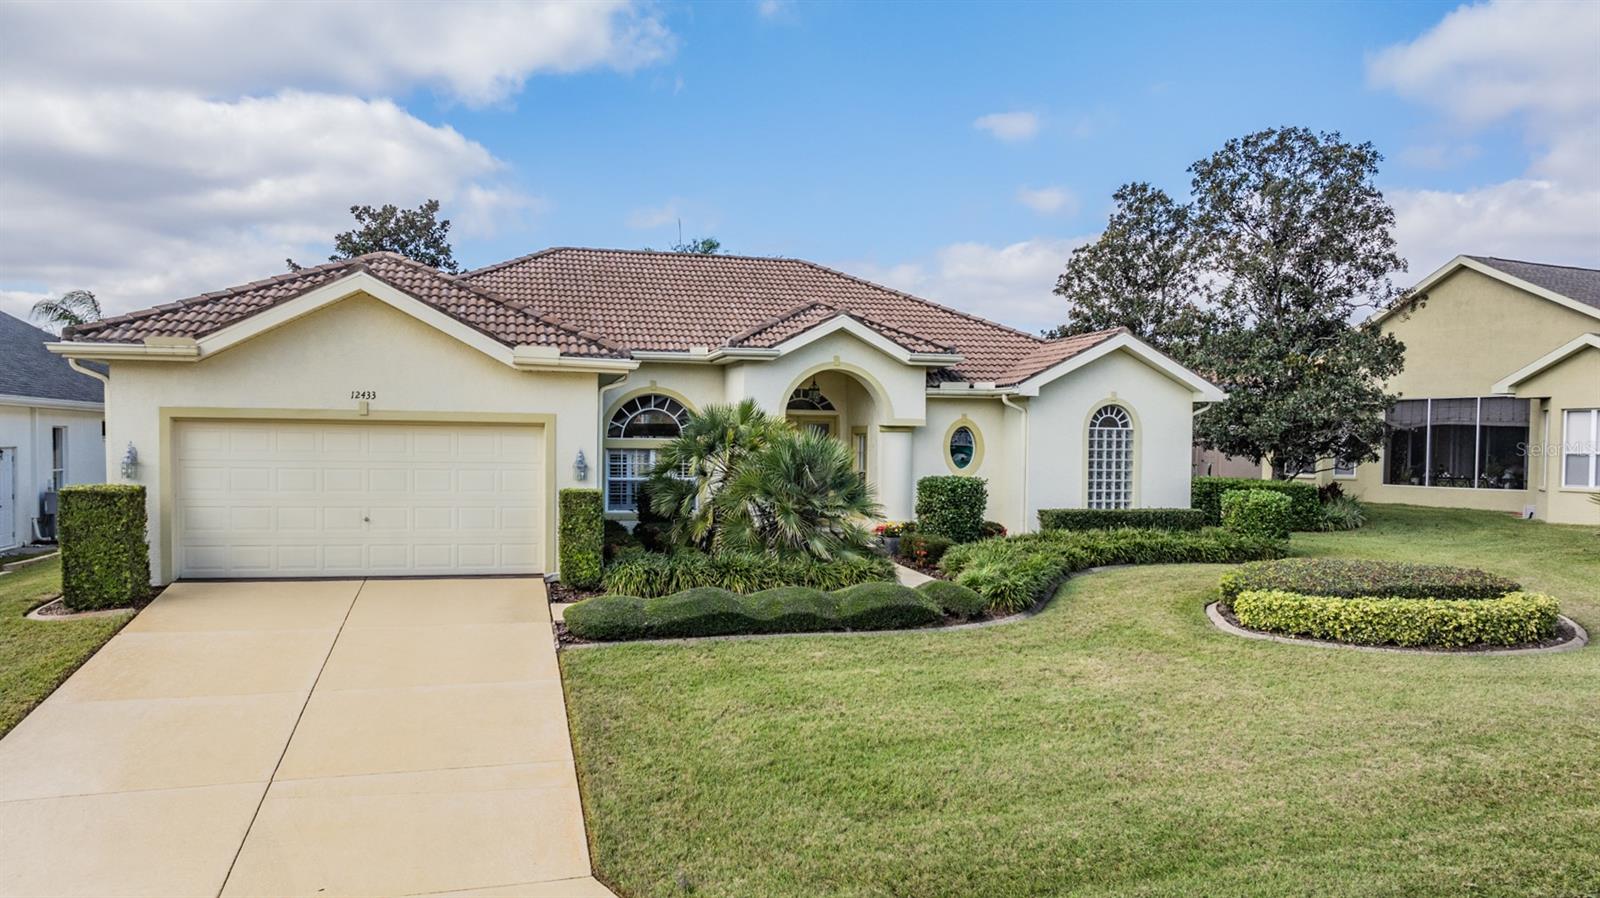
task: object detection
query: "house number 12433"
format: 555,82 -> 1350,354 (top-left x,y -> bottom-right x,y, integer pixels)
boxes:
350,390 -> 377,400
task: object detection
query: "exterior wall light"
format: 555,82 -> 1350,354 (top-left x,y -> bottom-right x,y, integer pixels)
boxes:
574,449 -> 589,482
120,443 -> 140,480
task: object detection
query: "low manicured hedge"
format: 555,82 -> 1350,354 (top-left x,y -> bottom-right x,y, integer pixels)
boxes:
1231,590 -> 1559,648
916,579 -> 987,619
1221,489 -> 1293,541
59,484 -> 150,611
1219,559 -> 1521,604
915,476 -> 988,543
558,489 -> 604,589
1038,508 -> 1206,532
603,551 -> 894,598
1191,476 -> 1321,530
564,581 -> 943,641
941,528 -> 1287,615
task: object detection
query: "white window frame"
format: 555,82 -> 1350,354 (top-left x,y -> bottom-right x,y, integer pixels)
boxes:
50,426 -> 67,492
1086,405 -> 1134,510
1561,408 -> 1599,490
1332,458 -> 1357,478
604,394 -> 690,513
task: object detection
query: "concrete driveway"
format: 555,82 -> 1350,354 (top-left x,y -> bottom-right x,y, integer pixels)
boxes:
0,578 -> 615,898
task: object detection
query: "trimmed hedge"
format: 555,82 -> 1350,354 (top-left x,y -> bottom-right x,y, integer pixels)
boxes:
1192,477 -> 1321,530
897,531 -> 955,567
558,489 -> 604,589
1231,590 -> 1559,648
941,527 -> 1286,615
1038,508 -> 1205,532
1221,490 -> 1292,541
1219,559 -> 1521,605
603,519 -> 640,560
915,476 -> 987,543
916,579 -> 987,619
564,581 -> 941,641
59,484 -> 149,611
602,551 -> 894,598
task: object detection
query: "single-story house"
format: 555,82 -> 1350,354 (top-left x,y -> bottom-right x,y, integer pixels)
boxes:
50,248 -> 1224,583
1294,255 -> 1600,526
1,311 -> 107,550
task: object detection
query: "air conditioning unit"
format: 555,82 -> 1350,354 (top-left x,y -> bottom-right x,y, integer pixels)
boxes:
36,490 -> 58,541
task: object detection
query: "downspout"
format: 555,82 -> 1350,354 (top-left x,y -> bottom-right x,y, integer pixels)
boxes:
1000,393 -> 1029,533
67,358 -> 110,387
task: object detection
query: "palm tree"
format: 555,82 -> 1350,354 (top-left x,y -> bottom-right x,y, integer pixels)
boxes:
30,290 -> 101,333
649,399 -> 783,549
716,428 -> 882,561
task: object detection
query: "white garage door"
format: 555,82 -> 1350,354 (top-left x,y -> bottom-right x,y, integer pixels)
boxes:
175,420 -> 544,578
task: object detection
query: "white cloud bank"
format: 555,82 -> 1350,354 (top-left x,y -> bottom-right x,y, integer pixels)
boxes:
1016,186 -> 1078,216
973,111 -> 1040,143
0,1 -> 673,321
1368,0 -> 1600,277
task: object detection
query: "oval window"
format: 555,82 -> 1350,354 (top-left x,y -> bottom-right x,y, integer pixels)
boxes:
949,426 -> 976,469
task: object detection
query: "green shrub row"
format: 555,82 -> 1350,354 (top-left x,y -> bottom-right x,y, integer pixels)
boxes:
564,579 -> 987,641
59,484 -> 150,611
897,531 -> 955,566
602,550 -> 895,598
940,527 -> 1287,615
1191,477 -> 1321,530
915,476 -> 988,543
1219,558 -> 1521,604
1221,490 -> 1293,541
1037,508 -> 1206,532
558,489 -> 604,590
1231,589 -> 1559,648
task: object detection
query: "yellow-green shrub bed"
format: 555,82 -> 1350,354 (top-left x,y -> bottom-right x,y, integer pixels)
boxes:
1230,589 -> 1560,648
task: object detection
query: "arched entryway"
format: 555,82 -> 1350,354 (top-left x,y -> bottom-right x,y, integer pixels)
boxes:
776,366 -> 911,517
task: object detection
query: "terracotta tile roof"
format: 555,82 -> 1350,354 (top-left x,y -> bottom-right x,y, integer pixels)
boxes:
65,246 -> 1133,385
66,253 -> 624,358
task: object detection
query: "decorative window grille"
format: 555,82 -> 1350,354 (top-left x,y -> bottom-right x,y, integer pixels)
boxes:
1086,405 -> 1133,509
605,395 -> 690,512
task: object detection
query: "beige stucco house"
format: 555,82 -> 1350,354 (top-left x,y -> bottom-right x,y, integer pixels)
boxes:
48,249 -> 1223,584
1310,255 -> 1600,526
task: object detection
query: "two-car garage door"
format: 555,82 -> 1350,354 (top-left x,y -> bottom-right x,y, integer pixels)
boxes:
174,420 -> 544,578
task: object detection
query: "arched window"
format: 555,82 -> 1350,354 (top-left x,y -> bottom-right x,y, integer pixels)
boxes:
606,395 -> 690,512
786,381 -> 836,411
1086,405 -> 1133,509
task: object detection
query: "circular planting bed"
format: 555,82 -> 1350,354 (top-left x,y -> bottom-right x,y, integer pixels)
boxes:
1211,558 -> 1586,654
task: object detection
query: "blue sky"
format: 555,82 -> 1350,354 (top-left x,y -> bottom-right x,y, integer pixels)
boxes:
1,0 -> 1595,331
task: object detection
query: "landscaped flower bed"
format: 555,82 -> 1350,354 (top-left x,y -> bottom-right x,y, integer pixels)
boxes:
563,579 -> 987,641
1217,558 -> 1561,649
601,551 -> 895,598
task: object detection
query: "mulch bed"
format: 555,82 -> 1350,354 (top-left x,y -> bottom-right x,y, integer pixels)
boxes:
1213,602 -> 1583,654
894,556 -> 948,579
547,581 -> 602,604
26,584 -> 167,620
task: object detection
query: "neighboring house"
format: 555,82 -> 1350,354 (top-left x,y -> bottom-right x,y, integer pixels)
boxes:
0,312 -> 107,550
50,248 -> 1223,584
1302,255 -> 1600,526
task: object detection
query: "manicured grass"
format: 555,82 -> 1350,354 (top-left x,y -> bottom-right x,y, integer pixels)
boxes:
0,557 -> 133,736
561,505 -> 1600,898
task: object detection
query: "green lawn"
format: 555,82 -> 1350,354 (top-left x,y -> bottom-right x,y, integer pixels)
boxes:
561,505 -> 1600,898
0,557 -> 133,736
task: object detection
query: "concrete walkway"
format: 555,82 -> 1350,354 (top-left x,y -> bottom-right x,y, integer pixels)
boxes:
0,578 -> 614,898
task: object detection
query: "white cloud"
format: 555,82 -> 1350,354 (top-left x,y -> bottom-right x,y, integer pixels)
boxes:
845,237 -> 1090,334
756,0 -> 793,21
1016,186 -> 1078,216
0,89 -> 534,319
626,202 -> 682,230
1369,0 -> 1600,274
0,1 -> 675,108
973,111 -> 1040,143
1396,143 -> 1481,170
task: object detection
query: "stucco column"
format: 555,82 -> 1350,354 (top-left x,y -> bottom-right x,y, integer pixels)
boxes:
876,425 -> 915,521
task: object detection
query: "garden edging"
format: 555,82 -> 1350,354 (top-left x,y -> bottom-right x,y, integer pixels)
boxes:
1205,602 -> 1588,655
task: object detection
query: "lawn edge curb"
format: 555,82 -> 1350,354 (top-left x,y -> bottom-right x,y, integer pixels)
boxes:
1205,602 -> 1589,656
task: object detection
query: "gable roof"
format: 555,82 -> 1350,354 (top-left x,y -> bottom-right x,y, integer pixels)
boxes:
60,246 -> 1173,389
1375,254 -> 1600,325
0,311 -> 104,404
1491,333 -> 1600,394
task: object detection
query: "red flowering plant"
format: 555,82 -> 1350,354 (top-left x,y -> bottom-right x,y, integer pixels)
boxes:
874,521 -> 910,538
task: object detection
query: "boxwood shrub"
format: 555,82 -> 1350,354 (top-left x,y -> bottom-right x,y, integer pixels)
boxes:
915,476 -> 987,543
1221,490 -> 1293,541
564,581 -> 942,641
603,550 -> 894,597
941,527 -> 1286,615
59,484 -> 150,611
1192,476 -> 1321,530
1219,559 -> 1521,605
1231,589 -> 1559,648
916,579 -> 987,619
558,489 -> 604,589
1037,507 -> 1206,532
